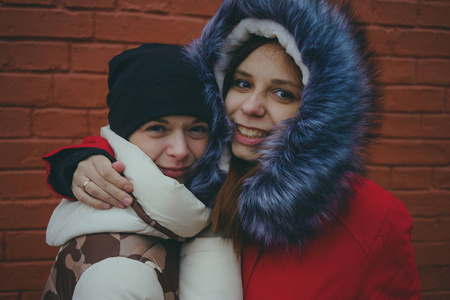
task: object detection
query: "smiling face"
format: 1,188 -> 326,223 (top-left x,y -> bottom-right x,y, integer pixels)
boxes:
225,42 -> 303,161
128,115 -> 209,183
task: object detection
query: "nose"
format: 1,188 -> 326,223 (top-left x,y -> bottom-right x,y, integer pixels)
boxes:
166,132 -> 189,161
240,92 -> 265,117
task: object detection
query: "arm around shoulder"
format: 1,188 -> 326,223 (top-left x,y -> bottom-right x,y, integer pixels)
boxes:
42,136 -> 115,199
359,199 -> 422,299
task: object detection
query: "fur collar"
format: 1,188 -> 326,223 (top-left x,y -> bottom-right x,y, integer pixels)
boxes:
187,0 -> 382,249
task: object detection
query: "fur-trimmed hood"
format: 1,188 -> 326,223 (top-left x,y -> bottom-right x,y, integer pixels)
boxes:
187,0 -> 382,249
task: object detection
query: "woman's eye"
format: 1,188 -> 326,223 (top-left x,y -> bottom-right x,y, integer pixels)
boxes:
234,79 -> 252,89
189,125 -> 209,138
146,125 -> 166,132
275,89 -> 295,101
190,125 -> 208,133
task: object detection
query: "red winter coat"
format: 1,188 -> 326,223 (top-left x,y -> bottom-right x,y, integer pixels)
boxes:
44,140 -> 421,299
242,179 -> 421,299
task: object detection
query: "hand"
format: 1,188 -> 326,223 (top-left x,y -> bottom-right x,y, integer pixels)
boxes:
72,155 -> 134,209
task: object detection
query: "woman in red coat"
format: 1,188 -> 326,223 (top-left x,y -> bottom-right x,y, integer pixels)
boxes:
44,0 -> 422,298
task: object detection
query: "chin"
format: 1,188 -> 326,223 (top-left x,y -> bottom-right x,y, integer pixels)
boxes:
232,142 -> 258,162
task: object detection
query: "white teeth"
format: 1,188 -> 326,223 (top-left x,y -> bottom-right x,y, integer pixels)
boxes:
237,125 -> 267,139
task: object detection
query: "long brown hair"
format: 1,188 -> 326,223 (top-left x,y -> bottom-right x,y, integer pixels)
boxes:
212,36 -> 276,254
211,155 -> 258,253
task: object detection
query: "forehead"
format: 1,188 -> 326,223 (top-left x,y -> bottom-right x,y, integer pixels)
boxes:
238,43 -> 302,82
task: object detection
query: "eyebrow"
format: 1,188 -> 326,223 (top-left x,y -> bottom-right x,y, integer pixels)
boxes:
152,118 -> 169,124
152,118 -> 207,125
235,69 -> 302,90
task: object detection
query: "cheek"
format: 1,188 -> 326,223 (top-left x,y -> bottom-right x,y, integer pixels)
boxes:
189,138 -> 209,160
224,92 -> 240,117
130,136 -> 164,162
271,102 -> 300,124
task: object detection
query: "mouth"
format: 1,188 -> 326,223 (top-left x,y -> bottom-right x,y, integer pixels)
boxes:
158,166 -> 190,179
234,124 -> 268,146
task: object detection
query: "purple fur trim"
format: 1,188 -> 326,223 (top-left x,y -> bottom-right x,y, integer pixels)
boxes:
187,0 -> 382,249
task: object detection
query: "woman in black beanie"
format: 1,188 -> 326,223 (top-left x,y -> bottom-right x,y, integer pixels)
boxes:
42,43 -> 241,300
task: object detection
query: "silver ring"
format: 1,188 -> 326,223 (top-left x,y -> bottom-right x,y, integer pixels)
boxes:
82,179 -> 91,191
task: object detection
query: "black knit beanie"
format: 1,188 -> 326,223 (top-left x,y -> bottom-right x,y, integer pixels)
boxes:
107,43 -> 208,139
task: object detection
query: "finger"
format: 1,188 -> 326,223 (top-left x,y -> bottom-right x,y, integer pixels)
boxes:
83,179 -> 126,209
73,185 -> 111,210
74,157 -> 132,207
112,161 -> 125,174
112,161 -> 133,193
94,161 -> 133,205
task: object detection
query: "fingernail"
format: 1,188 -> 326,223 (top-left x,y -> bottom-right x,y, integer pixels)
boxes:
117,202 -> 125,209
102,203 -> 111,209
123,197 -> 132,206
124,185 -> 132,192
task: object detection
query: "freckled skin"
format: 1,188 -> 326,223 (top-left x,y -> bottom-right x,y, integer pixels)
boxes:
225,42 -> 303,161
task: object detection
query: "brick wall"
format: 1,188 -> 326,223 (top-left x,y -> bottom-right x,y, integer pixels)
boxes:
0,0 -> 448,299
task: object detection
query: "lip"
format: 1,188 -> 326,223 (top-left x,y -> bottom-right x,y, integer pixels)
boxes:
234,124 -> 267,146
158,166 -> 190,179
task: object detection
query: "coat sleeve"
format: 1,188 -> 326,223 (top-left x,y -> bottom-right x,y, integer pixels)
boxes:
359,199 -> 422,299
72,257 -> 164,300
179,228 -> 243,300
42,136 -> 115,200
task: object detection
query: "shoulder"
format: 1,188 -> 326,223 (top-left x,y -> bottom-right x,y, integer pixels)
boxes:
339,178 -> 414,253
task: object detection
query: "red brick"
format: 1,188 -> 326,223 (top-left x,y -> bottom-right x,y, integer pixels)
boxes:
88,109 -> 109,135
373,1 -> 417,27
370,140 -> 450,166
368,27 -> 450,57
422,115 -> 450,138
3,0 -> 55,6
54,75 -> 108,108
439,266 -> 450,290
447,89 -> 450,113
418,266 -> 439,291
72,43 -> 124,73
413,242 -> 450,267
0,139 -> 71,169
421,265 -> 450,292
432,167 -> 450,189
352,0 -> 372,24
417,59 -> 450,86
33,108 -> 89,138
0,293 -> 19,300
0,108 -> 31,137
382,114 -> 450,139
394,190 -> 450,217
419,2 -> 450,28
0,42 -> 14,71
422,291 -> 450,300
12,42 -> 69,72
5,231 -> 58,261
367,166 -> 390,189
0,261 -> 53,290
0,200 -> 60,229
0,74 -> 52,107
171,0 -> 222,17
119,0 -> 170,13
62,0 -> 115,9
96,13 -> 206,44
0,171 -> 51,199
391,167 -> 431,190
0,8 -> 93,39
383,86 -> 445,113
382,114 -> 421,138
412,218 -> 450,242
22,291 -> 44,300
0,231 -> 4,260
379,57 -> 416,85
